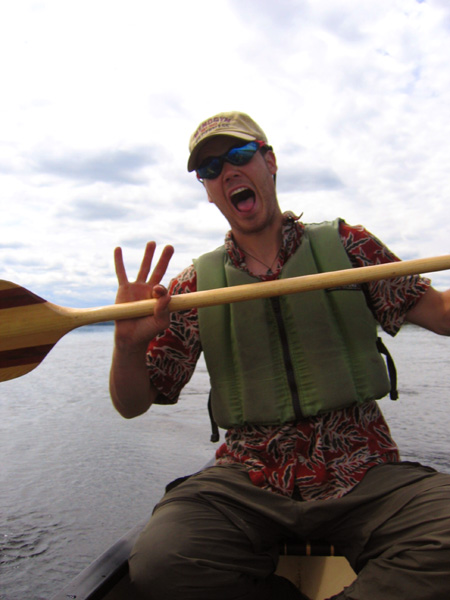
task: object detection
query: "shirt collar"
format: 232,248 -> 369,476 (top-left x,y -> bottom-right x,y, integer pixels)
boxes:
224,211 -> 304,279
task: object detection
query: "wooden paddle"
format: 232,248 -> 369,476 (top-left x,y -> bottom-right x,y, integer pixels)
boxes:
1,254 -> 449,383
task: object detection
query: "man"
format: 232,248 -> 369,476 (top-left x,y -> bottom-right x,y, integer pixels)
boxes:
110,111 -> 450,600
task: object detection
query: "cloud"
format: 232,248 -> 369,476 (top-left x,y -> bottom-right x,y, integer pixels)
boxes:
31,146 -> 158,185
278,166 -> 345,193
229,0 -> 308,33
59,198 -> 130,221
0,241 -> 27,250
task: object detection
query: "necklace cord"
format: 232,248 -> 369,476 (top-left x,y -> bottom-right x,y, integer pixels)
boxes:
242,248 -> 280,274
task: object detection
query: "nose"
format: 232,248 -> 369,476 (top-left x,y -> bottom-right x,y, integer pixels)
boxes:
221,160 -> 241,181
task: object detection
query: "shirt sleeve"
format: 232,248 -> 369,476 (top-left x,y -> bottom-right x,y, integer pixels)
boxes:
146,264 -> 202,404
339,220 -> 431,336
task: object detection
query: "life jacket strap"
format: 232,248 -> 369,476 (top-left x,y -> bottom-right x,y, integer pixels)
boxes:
208,390 -> 220,442
376,337 -> 399,400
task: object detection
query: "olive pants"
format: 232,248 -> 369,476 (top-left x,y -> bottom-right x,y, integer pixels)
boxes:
129,462 -> 450,600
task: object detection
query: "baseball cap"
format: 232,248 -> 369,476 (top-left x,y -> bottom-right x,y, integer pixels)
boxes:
187,111 -> 268,172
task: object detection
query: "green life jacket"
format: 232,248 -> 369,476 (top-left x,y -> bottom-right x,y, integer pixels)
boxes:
193,219 -> 395,430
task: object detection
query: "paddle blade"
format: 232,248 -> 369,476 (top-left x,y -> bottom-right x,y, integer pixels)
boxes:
0,345 -> 55,381
0,280 -> 73,382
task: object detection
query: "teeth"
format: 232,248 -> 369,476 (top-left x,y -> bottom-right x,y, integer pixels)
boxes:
230,187 -> 248,197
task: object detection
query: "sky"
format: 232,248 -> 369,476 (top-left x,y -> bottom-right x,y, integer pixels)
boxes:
1,0 -> 449,309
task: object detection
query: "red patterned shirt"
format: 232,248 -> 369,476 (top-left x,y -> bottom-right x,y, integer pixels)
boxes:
147,215 -> 430,500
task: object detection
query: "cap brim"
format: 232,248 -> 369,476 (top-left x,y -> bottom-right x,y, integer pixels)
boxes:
187,132 -> 256,172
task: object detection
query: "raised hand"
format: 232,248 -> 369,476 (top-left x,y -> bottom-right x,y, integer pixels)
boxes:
113,241 -> 175,349
110,242 -> 175,418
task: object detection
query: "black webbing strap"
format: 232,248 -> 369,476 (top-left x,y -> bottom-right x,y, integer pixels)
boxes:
207,390 -> 220,442
376,337 -> 399,400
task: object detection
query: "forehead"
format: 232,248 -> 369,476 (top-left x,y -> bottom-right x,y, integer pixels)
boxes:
196,136 -> 244,164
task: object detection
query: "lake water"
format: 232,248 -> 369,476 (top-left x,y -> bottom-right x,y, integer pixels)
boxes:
0,324 -> 449,599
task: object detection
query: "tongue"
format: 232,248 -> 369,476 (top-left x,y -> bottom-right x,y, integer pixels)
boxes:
232,188 -> 256,212
236,196 -> 255,212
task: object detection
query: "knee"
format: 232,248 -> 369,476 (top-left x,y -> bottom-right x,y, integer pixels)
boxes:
129,516 -> 190,600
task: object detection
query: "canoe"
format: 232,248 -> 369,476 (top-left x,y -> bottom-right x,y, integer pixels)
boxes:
51,503 -> 356,600
50,526 -> 355,600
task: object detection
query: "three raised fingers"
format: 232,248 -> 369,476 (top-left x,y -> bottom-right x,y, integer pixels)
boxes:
114,242 -> 174,287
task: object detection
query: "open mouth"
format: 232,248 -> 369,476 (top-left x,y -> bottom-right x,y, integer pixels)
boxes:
230,187 -> 256,212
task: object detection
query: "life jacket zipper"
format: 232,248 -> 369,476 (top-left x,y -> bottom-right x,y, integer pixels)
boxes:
270,296 -> 303,420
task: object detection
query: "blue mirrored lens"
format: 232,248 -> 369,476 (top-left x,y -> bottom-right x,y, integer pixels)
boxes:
197,157 -> 222,180
227,142 -> 259,165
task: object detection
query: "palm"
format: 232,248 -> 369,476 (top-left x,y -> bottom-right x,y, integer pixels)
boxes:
113,242 -> 174,347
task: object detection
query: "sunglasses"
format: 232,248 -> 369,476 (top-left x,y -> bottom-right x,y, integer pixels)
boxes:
196,140 -> 268,181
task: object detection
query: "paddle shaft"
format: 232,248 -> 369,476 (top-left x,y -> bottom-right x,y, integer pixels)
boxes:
71,254 -> 450,325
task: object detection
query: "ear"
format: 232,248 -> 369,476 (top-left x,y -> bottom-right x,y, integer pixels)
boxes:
264,150 -> 278,176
